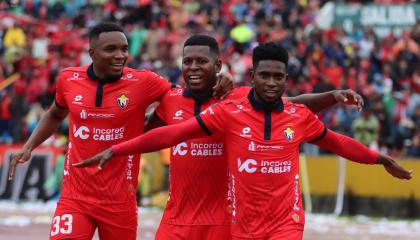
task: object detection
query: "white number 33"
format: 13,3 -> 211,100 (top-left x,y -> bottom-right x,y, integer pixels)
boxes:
51,214 -> 73,236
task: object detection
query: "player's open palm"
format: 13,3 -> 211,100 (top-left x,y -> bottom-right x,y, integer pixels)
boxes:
8,148 -> 32,180
377,154 -> 413,180
73,147 -> 115,170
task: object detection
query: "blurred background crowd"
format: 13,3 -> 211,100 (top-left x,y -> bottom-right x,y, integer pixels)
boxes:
0,0 -> 419,158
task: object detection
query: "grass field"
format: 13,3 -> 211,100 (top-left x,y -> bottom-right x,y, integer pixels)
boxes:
1,201 -> 419,240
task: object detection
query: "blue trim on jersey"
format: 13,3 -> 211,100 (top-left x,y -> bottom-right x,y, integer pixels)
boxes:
308,126 -> 327,143
196,116 -> 212,136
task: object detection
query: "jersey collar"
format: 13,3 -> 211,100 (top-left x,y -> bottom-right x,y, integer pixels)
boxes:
182,88 -> 213,104
248,88 -> 284,112
87,64 -> 121,83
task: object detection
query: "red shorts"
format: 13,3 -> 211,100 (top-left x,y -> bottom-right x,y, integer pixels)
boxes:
49,198 -> 137,240
232,229 -> 303,240
156,222 -> 231,240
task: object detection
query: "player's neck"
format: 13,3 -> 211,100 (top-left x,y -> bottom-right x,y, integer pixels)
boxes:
190,89 -> 213,103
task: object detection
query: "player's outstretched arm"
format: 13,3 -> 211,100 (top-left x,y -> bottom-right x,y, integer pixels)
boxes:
213,72 -> 234,99
286,89 -> 364,113
312,129 -> 412,180
8,102 -> 68,180
73,117 -> 207,169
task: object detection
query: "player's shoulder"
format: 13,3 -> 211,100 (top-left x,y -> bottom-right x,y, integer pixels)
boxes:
60,65 -> 88,75
212,97 -> 250,112
282,98 -> 311,115
164,86 -> 187,97
126,68 -> 164,79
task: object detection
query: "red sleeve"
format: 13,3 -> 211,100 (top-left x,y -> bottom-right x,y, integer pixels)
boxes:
112,117 -> 207,155
303,109 -> 326,142
155,94 -> 168,123
145,71 -> 172,102
224,86 -> 251,100
196,103 -> 226,136
313,129 -> 378,164
54,72 -> 68,109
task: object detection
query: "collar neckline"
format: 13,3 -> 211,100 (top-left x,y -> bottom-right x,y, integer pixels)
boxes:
247,88 -> 284,112
182,88 -> 213,104
87,64 -> 121,83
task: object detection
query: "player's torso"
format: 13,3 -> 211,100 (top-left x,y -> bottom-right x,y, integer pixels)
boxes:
59,67 -> 156,203
222,100 -> 306,237
159,88 -> 231,225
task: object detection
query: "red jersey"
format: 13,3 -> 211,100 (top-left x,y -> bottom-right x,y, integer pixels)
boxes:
197,89 -> 326,238
55,65 -> 171,204
155,86 -> 249,226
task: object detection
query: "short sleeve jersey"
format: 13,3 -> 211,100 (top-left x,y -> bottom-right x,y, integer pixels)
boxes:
55,65 -> 171,204
197,89 -> 326,238
155,86 -> 250,226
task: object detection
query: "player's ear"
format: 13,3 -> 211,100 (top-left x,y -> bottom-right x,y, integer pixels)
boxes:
88,48 -> 94,58
250,69 -> 255,87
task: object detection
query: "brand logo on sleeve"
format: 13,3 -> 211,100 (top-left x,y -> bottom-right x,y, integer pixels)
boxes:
117,94 -> 129,109
284,127 -> 294,142
237,158 -> 257,173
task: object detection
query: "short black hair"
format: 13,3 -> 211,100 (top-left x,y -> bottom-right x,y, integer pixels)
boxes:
252,42 -> 289,69
183,35 -> 219,57
89,22 -> 125,42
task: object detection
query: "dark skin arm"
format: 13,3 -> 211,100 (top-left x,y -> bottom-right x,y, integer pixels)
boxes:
212,72 -> 234,99
8,103 -> 68,180
144,113 -> 167,132
286,89 -> 364,113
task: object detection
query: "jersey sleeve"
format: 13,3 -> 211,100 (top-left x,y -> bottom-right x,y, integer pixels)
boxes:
303,109 -> 327,143
195,103 -> 226,136
54,72 -> 68,109
155,93 -> 168,122
224,86 -> 251,100
144,71 -> 172,102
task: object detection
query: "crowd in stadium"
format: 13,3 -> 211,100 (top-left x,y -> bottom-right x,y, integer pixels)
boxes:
0,0 -> 419,157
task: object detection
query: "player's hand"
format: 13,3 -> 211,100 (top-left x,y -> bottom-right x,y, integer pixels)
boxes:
332,89 -> 364,112
8,147 -> 32,180
213,72 -> 234,99
376,154 -> 413,180
72,147 -> 115,170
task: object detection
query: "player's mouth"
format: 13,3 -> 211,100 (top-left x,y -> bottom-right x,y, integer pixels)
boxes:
188,75 -> 204,85
264,90 -> 279,98
111,63 -> 124,72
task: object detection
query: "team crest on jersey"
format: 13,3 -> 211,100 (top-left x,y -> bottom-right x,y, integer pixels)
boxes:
117,94 -> 129,109
284,127 -> 294,142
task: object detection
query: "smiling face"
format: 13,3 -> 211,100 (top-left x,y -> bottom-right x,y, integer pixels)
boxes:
182,45 -> 221,94
89,31 -> 128,79
251,60 -> 287,104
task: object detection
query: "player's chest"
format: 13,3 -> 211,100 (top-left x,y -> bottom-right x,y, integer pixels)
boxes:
64,81 -> 145,120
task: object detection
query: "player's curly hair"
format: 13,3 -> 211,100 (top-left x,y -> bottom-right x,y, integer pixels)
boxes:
89,22 -> 125,42
252,42 -> 289,69
183,35 -> 219,58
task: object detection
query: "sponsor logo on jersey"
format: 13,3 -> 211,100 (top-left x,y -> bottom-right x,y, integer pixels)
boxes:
117,94 -> 129,109
73,125 -> 125,141
231,104 -> 251,113
248,141 -> 283,151
170,88 -> 184,96
173,142 -> 188,156
173,110 -> 184,120
293,174 -> 300,211
67,72 -> 83,81
240,127 -> 251,137
72,95 -> 83,105
172,142 -> 223,156
238,158 -> 257,173
73,125 -> 89,139
121,73 -> 138,81
80,109 -> 115,119
284,127 -> 294,142
127,155 -> 134,180
238,158 -> 292,174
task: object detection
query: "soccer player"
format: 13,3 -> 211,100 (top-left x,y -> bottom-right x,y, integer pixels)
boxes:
75,42 -> 412,239
6,23 -> 231,240
145,35 -> 365,240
